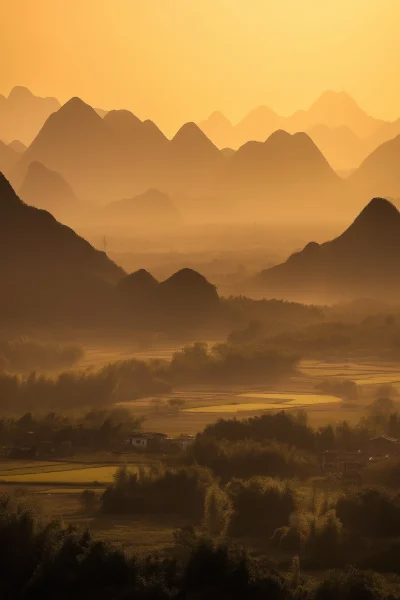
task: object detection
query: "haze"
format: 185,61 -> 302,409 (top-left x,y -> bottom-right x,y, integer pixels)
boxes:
3,3 -> 400,597
2,0 -> 400,134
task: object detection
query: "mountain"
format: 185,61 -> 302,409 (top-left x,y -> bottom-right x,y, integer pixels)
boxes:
307,124 -> 366,171
250,197 -> 400,302
235,106 -> 282,145
198,91 -> 384,153
0,140 -> 20,174
8,140 -> 27,153
350,135 -> 400,198
0,87 -> 60,145
218,130 -> 343,216
367,119 -> 400,153
12,100 -> 173,201
118,267 -> 220,327
0,173 -> 124,324
11,97 -> 115,200
19,161 -> 79,220
198,112 -> 235,148
166,123 -> 223,194
106,189 -> 181,226
103,110 -> 169,194
290,91 -> 383,138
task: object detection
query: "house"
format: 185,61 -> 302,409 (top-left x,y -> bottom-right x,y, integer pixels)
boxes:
162,435 -> 195,452
369,435 -> 399,456
124,432 -> 167,452
321,449 -> 368,472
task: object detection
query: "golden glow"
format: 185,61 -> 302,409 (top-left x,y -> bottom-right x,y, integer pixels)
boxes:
2,0 -> 399,134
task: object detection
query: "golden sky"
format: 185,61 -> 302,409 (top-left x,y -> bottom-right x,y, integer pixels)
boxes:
2,0 -> 399,135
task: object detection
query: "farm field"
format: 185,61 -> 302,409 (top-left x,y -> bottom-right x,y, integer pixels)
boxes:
0,481 -> 183,556
117,359 -> 400,434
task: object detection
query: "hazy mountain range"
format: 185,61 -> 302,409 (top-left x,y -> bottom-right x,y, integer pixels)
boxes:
2,87 -> 400,175
249,197 -> 400,303
1,90 -> 400,223
198,91 -> 400,171
0,87 -> 61,145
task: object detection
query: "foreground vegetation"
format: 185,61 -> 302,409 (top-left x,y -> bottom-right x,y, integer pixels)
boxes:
0,338 -> 83,373
1,490 -> 400,599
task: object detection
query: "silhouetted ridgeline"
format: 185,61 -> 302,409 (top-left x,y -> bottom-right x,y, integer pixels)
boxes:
0,174 -> 221,331
250,197 -> 400,303
19,160 -> 79,220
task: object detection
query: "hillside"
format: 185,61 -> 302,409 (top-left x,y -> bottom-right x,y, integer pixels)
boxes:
250,197 -> 400,302
19,161 -> 79,220
0,87 -> 60,145
106,189 -> 181,226
198,91 -> 383,149
350,135 -> 400,198
0,173 -> 124,324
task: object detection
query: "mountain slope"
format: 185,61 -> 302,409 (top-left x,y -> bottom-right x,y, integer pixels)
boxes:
0,87 -> 60,145
350,135 -> 400,198
307,124 -> 366,171
198,91 -> 383,150
106,189 -> 181,226
19,161 -> 79,219
250,198 -> 400,302
218,130 -> 343,216
0,140 -> 20,174
0,173 -> 124,323
12,97 -> 112,200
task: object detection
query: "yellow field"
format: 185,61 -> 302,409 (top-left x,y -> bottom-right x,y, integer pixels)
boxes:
0,465 -> 119,484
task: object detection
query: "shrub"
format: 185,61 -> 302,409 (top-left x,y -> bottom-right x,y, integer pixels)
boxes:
336,487 -> 400,537
0,338 -> 84,372
80,489 -> 97,514
201,411 -> 315,451
226,477 -> 296,537
191,436 -> 317,481
203,484 -> 231,536
102,464 -> 213,519
314,566 -> 395,600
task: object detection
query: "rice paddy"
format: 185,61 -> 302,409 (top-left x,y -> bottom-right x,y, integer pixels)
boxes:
0,465 -> 119,484
184,392 -> 341,413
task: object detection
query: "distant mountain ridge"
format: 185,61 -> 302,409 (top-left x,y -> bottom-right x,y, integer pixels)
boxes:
199,91 -> 384,148
250,197 -> 400,302
106,189 -> 181,226
19,161 -> 79,220
0,87 -> 61,145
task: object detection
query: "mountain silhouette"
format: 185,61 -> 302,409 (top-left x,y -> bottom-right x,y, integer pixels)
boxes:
106,189 -> 181,226
19,161 -> 79,220
103,109 -> 169,195
198,91 -> 383,152
11,97 -> 115,200
0,173 -> 124,323
165,123 -> 223,194
118,267 -> 220,327
251,197 -> 400,302
350,134 -> 400,198
0,87 -> 60,145
307,124 -> 366,171
218,130 -> 342,214
8,140 -> 27,153
0,140 -> 20,174
198,111 -> 235,148
292,91 -> 382,137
